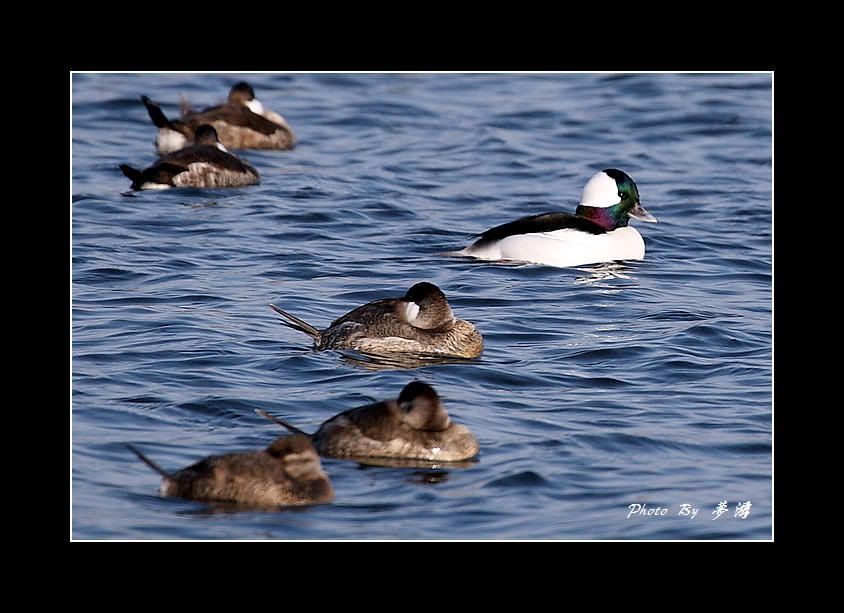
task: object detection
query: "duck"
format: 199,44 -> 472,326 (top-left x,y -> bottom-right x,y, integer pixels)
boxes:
125,434 -> 334,507
455,169 -> 658,268
269,282 -> 483,359
141,81 -> 295,153
119,124 -> 260,190
256,381 -> 479,462
183,81 -> 292,130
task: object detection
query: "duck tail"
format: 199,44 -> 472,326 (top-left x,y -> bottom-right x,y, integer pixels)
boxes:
179,94 -> 194,117
125,444 -> 169,477
119,164 -> 143,188
268,304 -> 321,341
255,409 -> 311,437
141,95 -> 172,128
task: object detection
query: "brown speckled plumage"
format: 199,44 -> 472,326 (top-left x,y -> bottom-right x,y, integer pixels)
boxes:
258,381 -> 480,462
269,282 -> 483,359
182,111 -> 295,150
142,87 -> 295,153
120,126 -> 260,190
127,435 -> 334,507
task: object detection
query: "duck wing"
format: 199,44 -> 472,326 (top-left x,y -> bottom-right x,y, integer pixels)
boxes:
329,298 -> 404,328
472,212 -> 606,245
159,145 -> 257,175
186,104 -> 284,136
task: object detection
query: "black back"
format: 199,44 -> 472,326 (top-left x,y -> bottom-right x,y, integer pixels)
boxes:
159,144 -> 257,174
472,212 -> 607,245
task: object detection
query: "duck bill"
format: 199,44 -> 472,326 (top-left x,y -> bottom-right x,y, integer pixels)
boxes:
629,202 -> 658,223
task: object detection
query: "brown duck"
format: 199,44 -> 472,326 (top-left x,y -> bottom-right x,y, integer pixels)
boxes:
142,82 -> 295,153
269,282 -> 483,359
257,381 -> 480,462
126,434 -> 334,507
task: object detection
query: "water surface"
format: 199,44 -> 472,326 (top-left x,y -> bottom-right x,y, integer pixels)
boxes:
72,72 -> 772,539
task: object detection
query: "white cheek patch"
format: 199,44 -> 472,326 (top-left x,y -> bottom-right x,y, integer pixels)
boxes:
284,451 -> 317,464
580,171 -> 621,208
404,301 -> 420,323
216,142 -> 228,152
157,129 -> 188,153
245,99 -> 265,115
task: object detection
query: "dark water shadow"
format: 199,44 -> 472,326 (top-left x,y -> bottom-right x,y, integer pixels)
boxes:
338,350 -> 481,372
176,500 -> 327,516
351,456 -> 479,470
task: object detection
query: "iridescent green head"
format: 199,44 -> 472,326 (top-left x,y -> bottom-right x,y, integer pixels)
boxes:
575,169 -> 657,231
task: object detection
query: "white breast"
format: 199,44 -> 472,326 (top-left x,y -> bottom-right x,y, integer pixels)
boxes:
461,227 -> 645,268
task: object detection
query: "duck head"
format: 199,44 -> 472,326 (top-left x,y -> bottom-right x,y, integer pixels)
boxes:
575,169 -> 657,230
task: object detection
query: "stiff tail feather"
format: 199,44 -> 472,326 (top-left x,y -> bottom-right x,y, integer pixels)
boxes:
255,409 -> 311,437
268,304 -> 321,341
141,95 -> 172,128
179,94 -> 194,117
125,444 -> 169,477
119,164 -> 142,183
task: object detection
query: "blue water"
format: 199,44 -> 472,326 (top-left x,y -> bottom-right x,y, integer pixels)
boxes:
72,73 -> 772,540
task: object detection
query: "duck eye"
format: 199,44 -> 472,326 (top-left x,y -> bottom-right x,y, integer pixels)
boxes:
618,192 -> 624,198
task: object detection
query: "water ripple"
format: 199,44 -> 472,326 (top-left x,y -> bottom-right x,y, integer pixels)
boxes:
73,72 -> 771,540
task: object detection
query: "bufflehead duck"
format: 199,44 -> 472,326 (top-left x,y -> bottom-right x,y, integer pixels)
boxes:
256,381 -> 479,462
119,124 -> 260,190
125,435 -> 334,507
456,169 -> 658,268
269,282 -> 483,359
141,82 -> 295,153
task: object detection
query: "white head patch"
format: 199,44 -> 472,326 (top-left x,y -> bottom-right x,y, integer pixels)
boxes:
245,99 -> 265,115
216,142 -> 228,152
579,171 -> 621,208
404,301 -> 420,323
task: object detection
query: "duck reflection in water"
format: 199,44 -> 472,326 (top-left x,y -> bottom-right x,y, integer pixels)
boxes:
338,350 -> 481,372
573,261 -> 638,285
